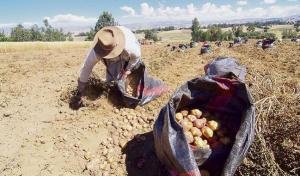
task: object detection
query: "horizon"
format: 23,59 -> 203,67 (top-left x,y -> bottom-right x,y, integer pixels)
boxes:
0,0 -> 300,33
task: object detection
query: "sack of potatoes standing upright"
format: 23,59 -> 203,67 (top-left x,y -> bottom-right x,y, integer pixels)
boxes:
154,57 -> 255,176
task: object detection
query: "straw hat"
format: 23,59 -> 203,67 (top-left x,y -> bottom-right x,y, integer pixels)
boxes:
93,26 -> 125,59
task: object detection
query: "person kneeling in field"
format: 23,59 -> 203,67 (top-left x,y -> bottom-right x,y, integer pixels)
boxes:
76,26 -> 141,99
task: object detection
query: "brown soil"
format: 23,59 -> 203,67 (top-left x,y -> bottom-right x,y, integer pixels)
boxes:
0,40 -> 299,176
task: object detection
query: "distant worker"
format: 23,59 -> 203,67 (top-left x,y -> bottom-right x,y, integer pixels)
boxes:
77,26 -> 141,96
234,37 -> 242,44
262,38 -> 275,49
203,41 -> 210,47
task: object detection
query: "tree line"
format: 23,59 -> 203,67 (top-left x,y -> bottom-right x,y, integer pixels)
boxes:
135,26 -> 175,34
202,20 -> 287,29
190,17 -> 300,42
191,18 -> 235,42
0,19 -> 73,42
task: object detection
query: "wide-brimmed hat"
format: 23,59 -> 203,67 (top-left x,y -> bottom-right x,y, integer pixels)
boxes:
93,26 -> 125,59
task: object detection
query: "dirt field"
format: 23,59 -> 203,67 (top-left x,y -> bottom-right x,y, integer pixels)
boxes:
0,40 -> 299,176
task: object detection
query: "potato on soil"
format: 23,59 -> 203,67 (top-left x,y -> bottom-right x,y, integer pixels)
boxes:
201,126 -> 214,139
193,118 -> 207,129
184,131 -> 194,144
207,120 -> 219,131
175,113 -> 183,122
190,109 -> 202,118
187,115 -> 197,122
190,127 -> 202,136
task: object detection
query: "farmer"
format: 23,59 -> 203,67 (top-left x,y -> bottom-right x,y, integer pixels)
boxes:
77,26 -> 141,96
203,41 -> 210,48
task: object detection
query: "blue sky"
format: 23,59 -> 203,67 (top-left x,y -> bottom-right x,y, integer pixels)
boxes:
0,0 -> 299,32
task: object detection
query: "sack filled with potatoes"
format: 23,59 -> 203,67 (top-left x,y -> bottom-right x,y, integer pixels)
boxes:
176,109 -> 232,151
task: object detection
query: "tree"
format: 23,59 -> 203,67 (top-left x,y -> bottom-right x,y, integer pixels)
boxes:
232,25 -> 243,37
66,32 -> 74,41
144,30 -> 159,42
7,20 -> 70,42
85,11 -> 117,41
247,25 -> 255,32
294,21 -> 300,32
94,11 -> 117,32
30,24 -> 42,41
10,24 -> 32,41
282,29 -> 298,39
43,19 -> 50,28
263,26 -> 270,33
0,31 -> 8,41
191,18 -> 200,41
85,28 -> 96,41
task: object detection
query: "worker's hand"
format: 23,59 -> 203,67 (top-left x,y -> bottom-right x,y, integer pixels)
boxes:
125,70 -> 131,75
122,70 -> 131,79
77,79 -> 87,95
70,94 -> 84,110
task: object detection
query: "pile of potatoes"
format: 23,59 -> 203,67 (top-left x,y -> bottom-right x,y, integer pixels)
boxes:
125,73 -> 139,97
176,109 -> 231,149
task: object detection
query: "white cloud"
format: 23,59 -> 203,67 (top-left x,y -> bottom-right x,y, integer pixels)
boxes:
121,6 -> 136,16
263,0 -> 276,4
121,2 -> 300,23
237,1 -> 247,6
44,14 -> 96,27
141,3 -> 155,16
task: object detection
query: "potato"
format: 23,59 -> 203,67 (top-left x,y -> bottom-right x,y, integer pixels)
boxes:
184,131 -> 194,144
193,118 -> 207,129
190,109 -> 202,118
200,170 -> 210,176
187,115 -> 197,122
203,144 -> 210,149
190,127 -> 202,136
187,122 -> 193,130
201,126 -> 214,139
181,119 -> 193,131
207,120 -> 219,131
220,137 -> 231,145
180,110 -> 189,117
180,118 -> 189,124
175,113 -> 183,122
194,136 -> 206,148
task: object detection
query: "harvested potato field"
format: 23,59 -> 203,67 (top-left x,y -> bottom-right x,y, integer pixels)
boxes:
0,41 -> 299,176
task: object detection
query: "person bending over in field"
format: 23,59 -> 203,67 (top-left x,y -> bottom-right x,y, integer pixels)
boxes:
74,26 -> 141,107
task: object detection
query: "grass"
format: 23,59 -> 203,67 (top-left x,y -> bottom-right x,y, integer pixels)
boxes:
0,41 -> 92,53
158,30 -> 191,42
